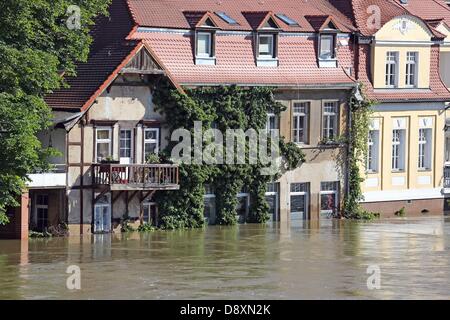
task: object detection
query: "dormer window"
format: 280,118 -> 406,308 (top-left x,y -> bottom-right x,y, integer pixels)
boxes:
258,34 -> 276,58
197,32 -> 213,58
195,31 -> 216,65
319,34 -> 335,60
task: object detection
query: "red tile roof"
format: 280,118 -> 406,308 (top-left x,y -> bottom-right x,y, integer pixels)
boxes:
129,30 -> 355,87
126,0 -> 356,33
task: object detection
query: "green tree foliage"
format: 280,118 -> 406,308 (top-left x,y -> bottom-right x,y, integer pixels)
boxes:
153,82 -> 305,228
0,0 -> 111,224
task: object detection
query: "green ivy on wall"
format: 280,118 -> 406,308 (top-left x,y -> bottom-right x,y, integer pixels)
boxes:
152,81 -> 305,229
343,84 -> 379,220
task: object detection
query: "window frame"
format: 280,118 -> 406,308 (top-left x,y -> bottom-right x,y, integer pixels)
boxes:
367,129 -> 379,173
418,127 -> 432,171
391,128 -> 406,172
290,183 -> 309,220
196,31 -> 214,58
119,129 -> 133,163
319,34 -> 336,60
322,100 -> 339,141
319,181 -> 339,218
95,127 -> 113,163
385,51 -> 399,87
258,33 -> 277,59
292,101 -> 310,144
405,52 -> 418,88
143,127 -> 160,161
266,112 -> 280,135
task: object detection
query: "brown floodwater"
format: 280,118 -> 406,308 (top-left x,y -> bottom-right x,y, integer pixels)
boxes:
0,217 -> 449,300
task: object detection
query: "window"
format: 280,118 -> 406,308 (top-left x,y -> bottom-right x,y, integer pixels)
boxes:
215,12 -> 238,25
406,52 -> 418,87
144,128 -> 159,160
320,182 -> 339,219
94,194 -> 111,233
266,113 -> 279,135
418,128 -> 432,170
204,184 -> 216,225
290,183 -> 309,220
258,34 -> 276,58
236,189 -> 250,223
96,127 -> 112,162
385,51 -> 398,87
120,129 -> 132,164
196,32 -> 213,58
265,183 -> 279,222
293,102 -> 309,144
391,126 -> 406,171
367,130 -> 379,172
322,101 -> 338,141
319,34 -> 335,60
275,13 -> 299,26
35,194 -> 48,232
143,202 -> 158,226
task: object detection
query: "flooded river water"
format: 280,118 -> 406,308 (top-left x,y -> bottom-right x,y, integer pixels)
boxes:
0,217 -> 449,299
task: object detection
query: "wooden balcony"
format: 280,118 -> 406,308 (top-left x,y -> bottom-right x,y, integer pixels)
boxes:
92,164 -> 180,191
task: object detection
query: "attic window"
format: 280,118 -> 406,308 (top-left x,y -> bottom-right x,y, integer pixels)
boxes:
215,11 -> 238,25
195,31 -> 216,65
258,34 -> 276,58
275,13 -> 299,26
319,35 -> 335,60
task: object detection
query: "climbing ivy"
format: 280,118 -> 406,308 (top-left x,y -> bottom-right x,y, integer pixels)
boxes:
153,81 -> 305,228
343,84 -> 379,220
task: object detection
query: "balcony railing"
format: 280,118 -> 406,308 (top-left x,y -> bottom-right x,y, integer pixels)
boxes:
92,164 -> 179,191
445,165 -> 450,189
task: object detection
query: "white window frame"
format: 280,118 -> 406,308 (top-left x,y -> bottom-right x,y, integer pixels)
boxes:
258,33 -> 275,58
94,193 -> 111,233
293,101 -> 309,144
95,127 -> 112,163
266,113 -> 279,135
35,194 -> 49,231
265,183 -> 279,222
320,182 -> 339,218
319,34 -> 335,60
144,128 -> 160,160
406,52 -> 418,87
119,129 -> 133,164
367,129 -> 379,173
391,129 -> 406,171
290,183 -> 309,220
385,51 -> 398,87
322,101 -> 339,141
196,32 -> 213,58
418,120 -> 432,171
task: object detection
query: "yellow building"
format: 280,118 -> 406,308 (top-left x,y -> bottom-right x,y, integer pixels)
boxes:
355,14 -> 450,216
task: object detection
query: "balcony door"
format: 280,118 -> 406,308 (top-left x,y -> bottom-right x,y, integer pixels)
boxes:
94,194 -> 111,233
120,129 -> 133,164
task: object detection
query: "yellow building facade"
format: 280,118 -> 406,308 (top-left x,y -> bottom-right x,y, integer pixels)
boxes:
360,15 -> 449,216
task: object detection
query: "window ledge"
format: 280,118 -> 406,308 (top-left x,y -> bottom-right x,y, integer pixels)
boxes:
418,168 -> 432,172
318,58 -> 337,68
256,57 -> 279,67
391,170 -> 406,174
195,56 -> 216,65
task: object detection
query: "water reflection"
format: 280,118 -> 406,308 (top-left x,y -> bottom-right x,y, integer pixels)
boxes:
0,217 -> 449,299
